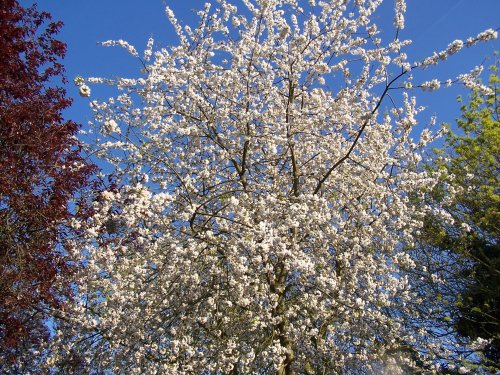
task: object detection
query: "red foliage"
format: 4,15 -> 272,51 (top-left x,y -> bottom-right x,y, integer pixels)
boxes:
0,0 -> 95,362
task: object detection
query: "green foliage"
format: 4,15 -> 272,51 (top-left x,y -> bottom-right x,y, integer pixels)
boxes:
425,57 -> 500,370
449,68 -> 499,239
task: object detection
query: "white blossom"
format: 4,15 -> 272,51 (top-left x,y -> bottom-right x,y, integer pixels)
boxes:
78,84 -> 91,97
460,222 -> 471,232
101,39 -> 139,56
421,79 -> 441,91
466,28 -> 498,47
102,119 -> 120,134
74,75 -> 85,86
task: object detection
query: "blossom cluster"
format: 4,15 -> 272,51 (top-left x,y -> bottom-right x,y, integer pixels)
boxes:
74,75 -> 91,97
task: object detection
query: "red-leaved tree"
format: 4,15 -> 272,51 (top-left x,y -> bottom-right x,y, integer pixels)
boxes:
0,0 -> 95,364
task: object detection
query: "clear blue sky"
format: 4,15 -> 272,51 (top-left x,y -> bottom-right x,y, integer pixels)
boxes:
21,0 -> 500,135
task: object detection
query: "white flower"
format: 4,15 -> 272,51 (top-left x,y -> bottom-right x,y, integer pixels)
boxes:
466,28 -> 498,47
103,119 -> 120,134
446,39 -> 463,55
79,84 -> 91,97
461,222 -> 471,232
421,79 -> 440,91
74,76 -> 85,86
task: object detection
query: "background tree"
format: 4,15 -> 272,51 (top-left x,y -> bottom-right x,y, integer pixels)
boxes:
42,1 -> 497,373
417,58 -> 499,372
0,0 -> 95,367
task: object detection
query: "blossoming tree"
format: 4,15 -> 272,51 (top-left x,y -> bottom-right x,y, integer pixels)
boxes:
46,0 -> 496,373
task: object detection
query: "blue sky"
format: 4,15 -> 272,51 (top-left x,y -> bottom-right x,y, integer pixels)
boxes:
22,0 -> 500,136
